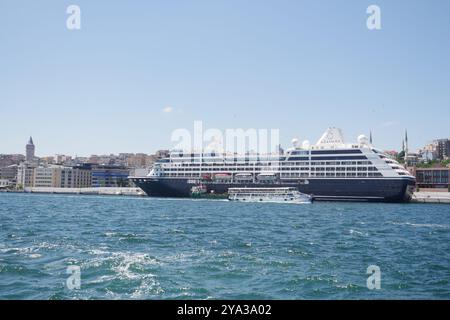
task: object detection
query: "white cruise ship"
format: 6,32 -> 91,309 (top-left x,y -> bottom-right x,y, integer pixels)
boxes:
130,128 -> 416,202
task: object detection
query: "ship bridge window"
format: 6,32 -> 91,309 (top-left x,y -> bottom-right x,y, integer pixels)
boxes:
290,151 -> 309,156
311,156 -> 368,161
311,149 -> 362,155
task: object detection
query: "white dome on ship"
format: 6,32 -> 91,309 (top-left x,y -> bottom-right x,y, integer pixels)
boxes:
357,134 -> 369,145
291,138 -> 299,147
302,140 -> 310,149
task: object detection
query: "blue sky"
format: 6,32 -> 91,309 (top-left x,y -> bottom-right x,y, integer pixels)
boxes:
1,0 -> 449,156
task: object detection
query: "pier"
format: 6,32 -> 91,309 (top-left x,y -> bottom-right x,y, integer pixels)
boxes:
18,187 -> 146,197
412,192 -> 450,204
3,188 -> 450,203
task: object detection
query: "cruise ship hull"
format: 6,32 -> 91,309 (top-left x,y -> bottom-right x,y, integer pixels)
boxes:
132,177 -> 416,203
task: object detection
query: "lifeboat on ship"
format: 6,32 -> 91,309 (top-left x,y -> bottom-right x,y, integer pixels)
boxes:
257,173 -> 277,181
235,173 -> 253,181
214,173 -> 232,181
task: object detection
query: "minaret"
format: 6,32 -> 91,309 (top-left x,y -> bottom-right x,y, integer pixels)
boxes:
404,130 -> 409,167
26,136 -> 35,162
405,130 -> 409,155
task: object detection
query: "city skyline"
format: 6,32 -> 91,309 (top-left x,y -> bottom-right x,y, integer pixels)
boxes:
1,1 -> 450,155
2,130 -> 448,159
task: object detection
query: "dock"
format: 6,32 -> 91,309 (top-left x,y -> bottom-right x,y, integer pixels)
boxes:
19,187 -> 146,197
412,192 -> 450,204
3,188 -> 450,203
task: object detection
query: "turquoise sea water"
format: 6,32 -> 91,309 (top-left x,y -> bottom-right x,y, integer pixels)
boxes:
0,193 -> 449,300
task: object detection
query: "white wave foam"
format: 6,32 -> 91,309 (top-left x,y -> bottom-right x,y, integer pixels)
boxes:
131,274 -> 164,298
349,229 -> 368,236
84,250 -> 164,298
391,222 -> 450,229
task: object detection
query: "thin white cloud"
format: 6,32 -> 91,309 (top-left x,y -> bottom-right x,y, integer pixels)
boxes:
162,106 -> 174,113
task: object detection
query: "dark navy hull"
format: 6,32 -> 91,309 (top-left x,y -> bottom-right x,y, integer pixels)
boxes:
131,177 -> 416,203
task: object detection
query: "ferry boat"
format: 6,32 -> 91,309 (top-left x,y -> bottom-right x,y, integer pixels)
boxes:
130,128 -> 416,202
228,187 -> 312,203
190,184 -> 228,199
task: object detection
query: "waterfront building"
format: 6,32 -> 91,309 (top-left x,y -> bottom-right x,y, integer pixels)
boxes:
60,166 -> 91,188
0,165 -> 18,184
16,163 -> 126,189
33,167 -> 60,188
26,137 -> 35,162
91,166 -> 130,187
415,167 -> 450,190
0,179 -> 12,189
16,163 -> 35,188
31,165 -> 92,188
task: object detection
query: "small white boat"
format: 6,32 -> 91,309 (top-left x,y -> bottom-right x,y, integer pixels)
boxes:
228,187 -> 312,204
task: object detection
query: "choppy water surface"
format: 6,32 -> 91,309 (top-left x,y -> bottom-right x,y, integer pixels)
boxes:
0,193 -> 449,299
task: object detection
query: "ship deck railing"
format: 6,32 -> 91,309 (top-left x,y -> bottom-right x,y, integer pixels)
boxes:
228,187 -> 299,194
